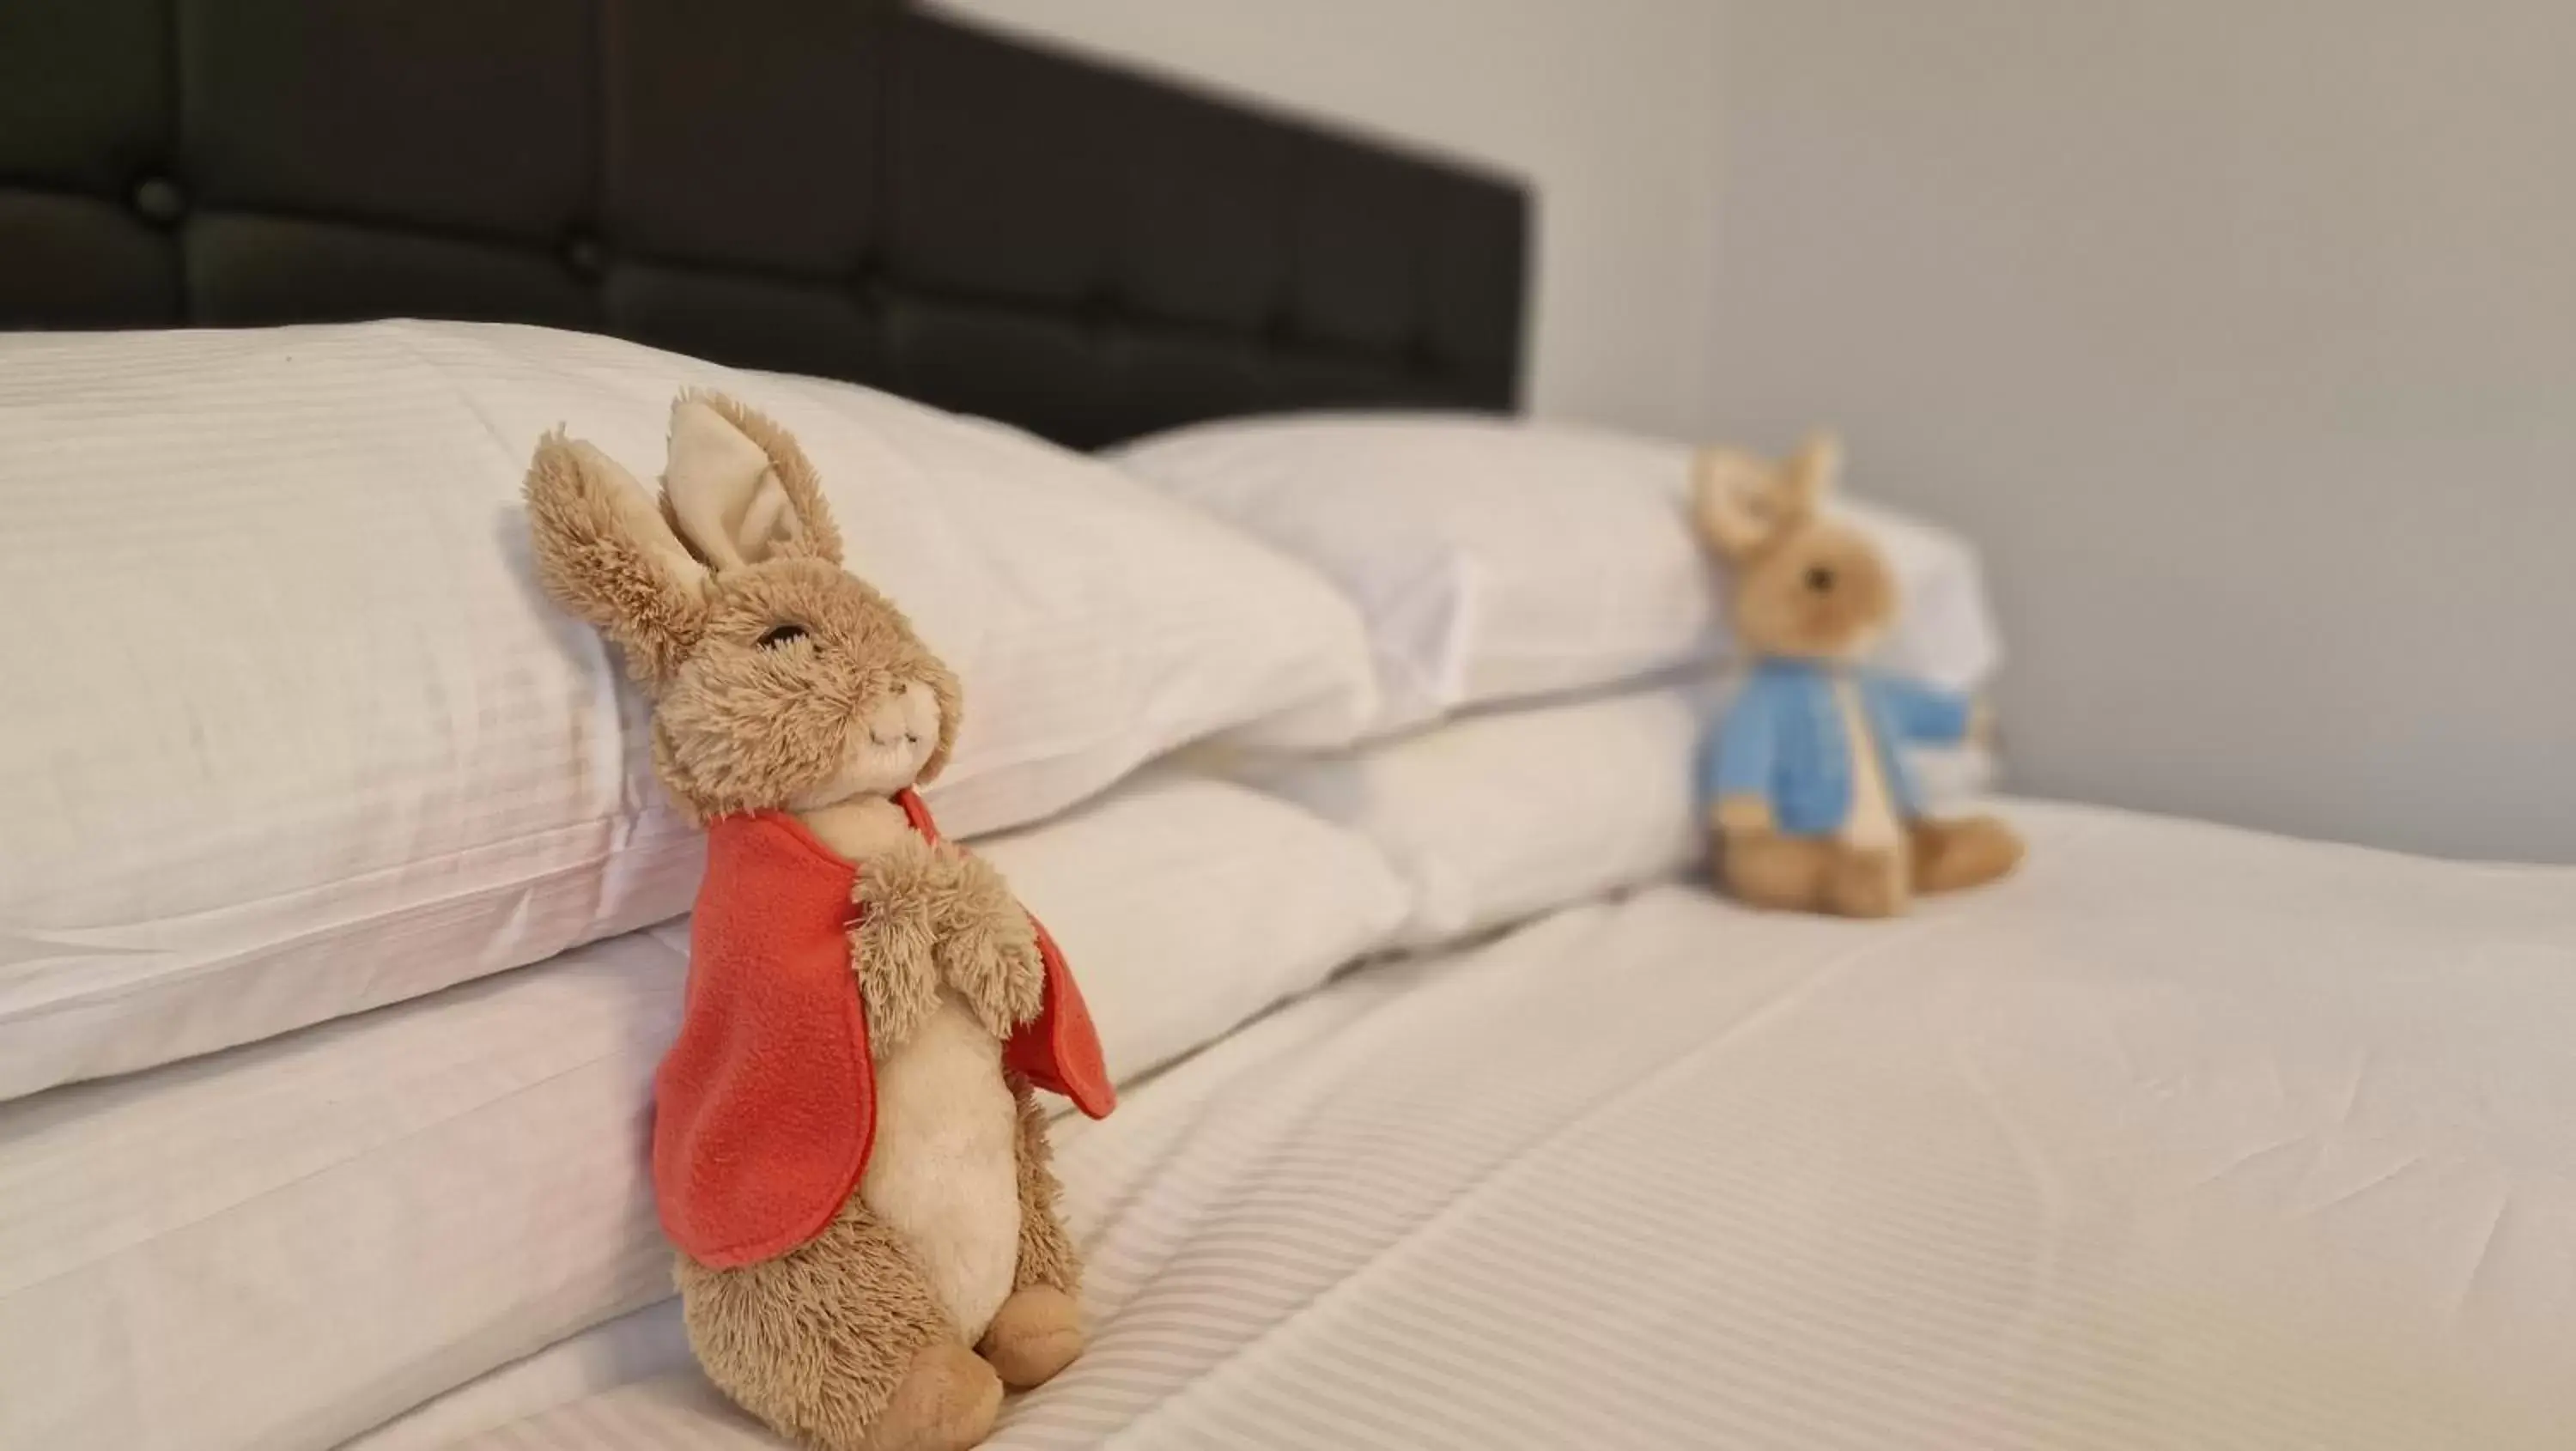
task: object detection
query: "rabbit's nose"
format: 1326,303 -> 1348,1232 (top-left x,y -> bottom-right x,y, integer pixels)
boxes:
1805,565 -> 1837,593
862,705 -> 908,749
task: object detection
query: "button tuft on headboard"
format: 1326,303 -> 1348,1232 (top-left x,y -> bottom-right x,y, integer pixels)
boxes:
562,234 -> 605,279
131,176 -> 186,228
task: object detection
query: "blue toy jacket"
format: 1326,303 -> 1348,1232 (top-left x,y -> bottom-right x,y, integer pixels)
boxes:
1698,659 -> 1974,836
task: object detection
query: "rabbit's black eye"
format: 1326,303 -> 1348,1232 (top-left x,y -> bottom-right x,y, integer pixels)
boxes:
1804,566 -> 1837,593
756,623 -> 810,649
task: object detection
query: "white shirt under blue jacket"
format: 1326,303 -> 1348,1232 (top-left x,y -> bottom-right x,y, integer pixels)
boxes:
1698,659 -> 1976,836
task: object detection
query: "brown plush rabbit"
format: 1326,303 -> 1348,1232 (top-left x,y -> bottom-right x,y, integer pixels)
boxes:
524,392 -> 1115,1451
1692,434 -> 2024,917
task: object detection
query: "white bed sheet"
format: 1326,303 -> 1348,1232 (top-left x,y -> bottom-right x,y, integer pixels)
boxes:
376,800 -> 2576,1451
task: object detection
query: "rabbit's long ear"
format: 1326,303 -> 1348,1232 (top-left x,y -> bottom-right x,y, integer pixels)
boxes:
525,432 -> 709,684
1783,431 -> 1843,512
1692,446 -> 1792,561
661,392 -> 843,571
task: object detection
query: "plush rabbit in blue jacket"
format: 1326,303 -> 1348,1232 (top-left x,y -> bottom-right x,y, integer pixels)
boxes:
1694,436 -> 2023,916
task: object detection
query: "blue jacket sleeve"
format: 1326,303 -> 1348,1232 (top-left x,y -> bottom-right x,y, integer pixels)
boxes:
1702,686 -> 1777,806
1873,676 -> 1973,745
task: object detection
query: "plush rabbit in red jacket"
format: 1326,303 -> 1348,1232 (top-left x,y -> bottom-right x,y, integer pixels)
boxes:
524,392 -> 1112,1451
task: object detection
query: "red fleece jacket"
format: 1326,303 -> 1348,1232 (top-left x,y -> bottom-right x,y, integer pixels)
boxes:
652,789 -> 1114,1268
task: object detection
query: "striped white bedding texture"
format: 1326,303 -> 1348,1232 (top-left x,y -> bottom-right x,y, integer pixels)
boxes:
367,801 -> 2576,1451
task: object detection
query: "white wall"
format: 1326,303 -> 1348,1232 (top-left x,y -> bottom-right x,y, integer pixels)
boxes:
939,1 -> 2576,862
929,0 -> 1728,439
1703,1 -> 2576,862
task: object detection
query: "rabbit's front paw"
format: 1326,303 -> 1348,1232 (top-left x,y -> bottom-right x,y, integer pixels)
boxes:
851,836 -> 945,1053
933,850 -> 1046,1038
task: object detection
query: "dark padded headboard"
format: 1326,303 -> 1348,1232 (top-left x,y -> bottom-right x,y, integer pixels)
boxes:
0,0 -> 1528,449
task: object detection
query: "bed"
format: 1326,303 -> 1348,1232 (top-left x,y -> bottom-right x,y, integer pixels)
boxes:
374,805 -> 2576,1450
8,4 -> 2575,1450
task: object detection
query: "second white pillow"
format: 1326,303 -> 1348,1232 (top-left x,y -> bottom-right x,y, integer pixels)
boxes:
1109,413 -> 2002,734
977,774 -> 1412,1084
1243,682 -> 1716,950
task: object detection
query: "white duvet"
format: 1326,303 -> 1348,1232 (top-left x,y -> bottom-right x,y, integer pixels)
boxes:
368,800 -> 2576,1450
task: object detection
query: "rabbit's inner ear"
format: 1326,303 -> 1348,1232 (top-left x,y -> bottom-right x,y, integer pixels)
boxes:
597,452 -> 712,591
736,474 -> 798,559
664,397 -> 804,570
1692,447 -> 1787,560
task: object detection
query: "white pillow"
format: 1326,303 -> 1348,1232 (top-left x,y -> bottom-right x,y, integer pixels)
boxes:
1108,412 -> 2002,732
1244,681 -> 1716,949
0,924 -> 690,1451
0,771 -> 1403,1451
343,1301 -> 696,1451
0,322 -> 1376,1102
975,774 -> 1409,1085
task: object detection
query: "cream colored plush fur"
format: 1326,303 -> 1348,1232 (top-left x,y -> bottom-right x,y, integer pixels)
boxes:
864,998 -> 1022,1347
1692,435 -> 2024,916
524,392 -> 1084,1451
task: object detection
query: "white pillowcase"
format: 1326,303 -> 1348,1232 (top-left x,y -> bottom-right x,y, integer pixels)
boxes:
0,925 -> 689,1451
0,321 -> 1376,1102
343,1301 -> 696,1451
0,771 -> 1403,1451
977,774 -> 1409,1086
1245,681 -> 1716,949
1109,412 -> 2003,732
